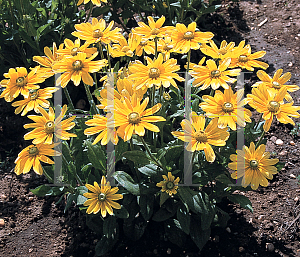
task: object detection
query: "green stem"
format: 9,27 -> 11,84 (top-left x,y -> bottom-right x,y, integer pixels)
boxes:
154,37 -> 158,58
255,130 -> 265,148
63,87 -> 75,110
42,166 -> 54,183
130,138 -> 134,151
84,83 -> 98,114
209,89 -> 214,96
254,113 -> 263,130
98,42 -> 105,59
106,45 -> 111,70
62,154 -> 83,186
139,136 -> 163,169
84,2 -> 93,22
151,86 -> 156,107
187,49 -> 191,72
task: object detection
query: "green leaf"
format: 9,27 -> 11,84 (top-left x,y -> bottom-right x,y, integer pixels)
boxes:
190,216 -> 211,251
164,219 -> 186,247
103,216 -> 117,239
138,164 -> 158,177
123,216 -> 147,241
165,145 -> 183,163
177,203 -> 190,234
113,171 -> 140,195
115,139 -> 128,162
227,194 -> 253,213
114,205 -> 129,219
95,227 -> 119,256
160,192 -> 170,207
275,162 -> 285,173
86,141 -> 106,172
30,185 -> 64,197
92,5 -> 111,17
152,206 -> 175,222
138,195 -> 154,221
123,150 -> 151,166
215,174 -> 233,185
86,214 -> 103,235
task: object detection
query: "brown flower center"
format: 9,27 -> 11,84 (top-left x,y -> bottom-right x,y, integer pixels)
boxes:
28,146 -> 39,156
98,193 -> 106,201
219,48 -> 227,55
149,67 -> 160,79
30,92 -> 38,100
211,70 -> 221,78
93,29 -> 104,38
151,28 -> 160,35
166,181 -> 174,189
222,102 -> 234,113
16,77 -> 26,87
194,131 -> 207,143
45,121 -> 55,134
71,47 -> 79,56
183,31 -> 194,40
72,60 -> 84,71
249,160 -> 259,169
238,55 -> 249,63
272,81 -> 281,89
268,101 -> 280,113
128,112 -> 141,124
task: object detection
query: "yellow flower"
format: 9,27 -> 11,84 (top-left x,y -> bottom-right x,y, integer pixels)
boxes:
11,87 -> 58,116
247,85 -> 300,131
83,177 -> 123,217
14,143 -> 61,175
156,172 -> 180,196
253,69 -> 299,102
113,94 -> 166,141
24,105 -> 77,144
186,56 -> 206,70
191,58 -> 241,90
0,66 -> 45,102
128,53 -> 184,89
135,37 -> 155,56
84,113 -> 118,145
229,41 -> 269,71
229,142 -> 279,190
52,52 -> 107,88
171,113 -> 229,162
200,88 -> 252,130
77,0 -> 107,6
157,37 -> 175,60
171,22 -> 214,53
72,18 -> 122,45
200,40 -> 235,60
108,34 -> 139,58
56,38 -> 97,58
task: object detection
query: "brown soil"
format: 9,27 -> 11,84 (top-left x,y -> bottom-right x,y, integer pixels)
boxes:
1,0 -> 300,256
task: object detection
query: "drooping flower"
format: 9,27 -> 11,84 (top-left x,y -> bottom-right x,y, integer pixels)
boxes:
113,94 -> 166,141
83,177 -> 123,217
171,22 -> 214,53
52,52 -> 107,88
200,40 -> 235,60
24,105 -> 77,144
229,142 -> 279,190
171,113 -> 229,162
128,53 -> 184,89
77,0 -> 107,6
157,37 -> 175,60
108,34 -> 139,58
247,85 -> 300,131
0,66 -> 45,102
56,38 -> 97,58
135,37 -> 155,56
200,88 -> 252,130
11,87 -> 58,116
191,58 -> 241,90
72,18 -> 122,45
253,69 -> 299,102
14,143 -> 61,175
156,172 -> 180,196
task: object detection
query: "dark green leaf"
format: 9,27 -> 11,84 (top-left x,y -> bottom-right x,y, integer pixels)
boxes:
138,195 -> 154,221
177,203 -> 190,234
227,194 -> 253,213
114,205 -> 129,219
113,171 -> 140,195
190,216 -> 211,251
123,150 -> 151,166
103,216 -> 117,239
86,141 -> 106,172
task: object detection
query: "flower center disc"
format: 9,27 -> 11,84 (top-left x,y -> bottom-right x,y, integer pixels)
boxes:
93,29 -> 104,38
272,81 -> 281,89
238,55 -> 249,63
45,121 -> 55,133
151,28 -> 160,35
16,77 -> 26,87
249,160 -> 259,168
183,31 -> 194,40
98,193 -> 106,201
268,101 -> 280,113
72,60 -> 83,71
211,70 -> 221,78
71,47 -> 79,56
128,112 -> 141,124
222,102 -> 234,113
28,146 -> 38,156
194,131 -> 207,143
30,92 -> 38,100
219,48 -> 227,55
166,181 -> 174,189
149,67 -> 160,79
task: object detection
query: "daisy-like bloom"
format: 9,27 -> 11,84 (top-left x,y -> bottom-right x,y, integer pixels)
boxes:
128,53 -> 184,89
83,177 -> 123,217
229,41 -> 269,71
200,88 -> 252,130
84,113 -> 118,145
14,143 -> 61,175
133,16 -> 169,40
247,85 -> 300,131
11,87 -> 58,116
33,43 -> 62,79
157,37 -> 175,60
191,58 -> 241,90
52,52 -> 107,88
24,105 -> 77,144
0,66 -> 45,102
171,22 -> 214,54
113,94 -> 166,141
77,0 -> 107,6
72,18 -> 122,45
108,34 -> 139,58
253,69 -> 299,102
156,172 -> 180,196
56,38 -> 97,58
200,40 -> 235,60
171,113 -> 229,162
135,37 -> 155,56
229,142 -> 279,190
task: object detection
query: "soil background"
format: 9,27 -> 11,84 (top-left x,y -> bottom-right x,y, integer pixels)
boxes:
1,0 -> 300,256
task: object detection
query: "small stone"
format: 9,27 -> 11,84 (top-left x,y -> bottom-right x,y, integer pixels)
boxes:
226,227 -> 231,233
288,62 -> 293,67
167,248 -> 171,254
0,219 -> 4,227
239,247 -> 245,253
279,150 -> 288,156
266,243 -> 275,252
275,139 -> 283,145
290,141 -> 295,146
213,235 -> 219,243
270,136 -> 277,143
29,248 -> 33,253
294,197 -> 299,202
28,196 -> 34,201
290,174 -> 296,179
